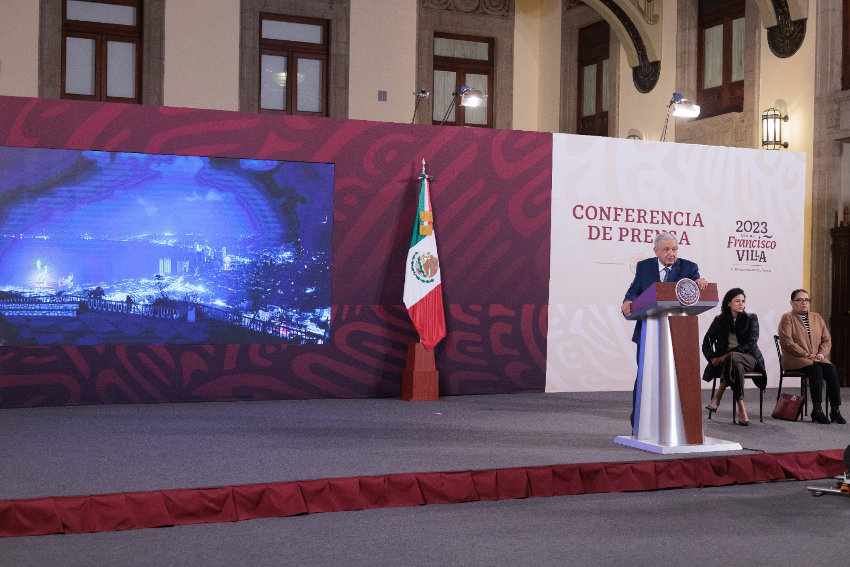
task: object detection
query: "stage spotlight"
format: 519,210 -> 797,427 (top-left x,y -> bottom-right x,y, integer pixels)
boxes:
459,86 -> 486,108
440,85 -> 488,125
410,89 -> 430,124
660,93 -> 700,142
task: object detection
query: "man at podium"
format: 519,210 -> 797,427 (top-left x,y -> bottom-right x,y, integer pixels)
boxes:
621,232 -> 708,426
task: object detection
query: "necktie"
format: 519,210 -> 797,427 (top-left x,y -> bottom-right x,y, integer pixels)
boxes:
663,267 -> 670,282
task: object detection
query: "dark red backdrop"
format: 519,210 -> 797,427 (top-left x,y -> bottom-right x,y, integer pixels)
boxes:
0,96 -> 552,408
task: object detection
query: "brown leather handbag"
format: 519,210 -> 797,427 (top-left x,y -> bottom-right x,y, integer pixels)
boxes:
772,393 -> 806,421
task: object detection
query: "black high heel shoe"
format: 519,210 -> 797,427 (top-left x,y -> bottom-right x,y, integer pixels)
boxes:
811,408 -> 831,424
705,404 -> 718,413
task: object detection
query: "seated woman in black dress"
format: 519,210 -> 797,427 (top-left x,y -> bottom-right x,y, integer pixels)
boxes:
702,287 -> 767,425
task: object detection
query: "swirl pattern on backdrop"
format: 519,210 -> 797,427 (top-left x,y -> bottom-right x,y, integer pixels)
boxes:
0,96 -> 551,408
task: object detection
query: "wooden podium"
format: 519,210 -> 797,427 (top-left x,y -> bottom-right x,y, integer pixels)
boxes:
614,281 -> 742,454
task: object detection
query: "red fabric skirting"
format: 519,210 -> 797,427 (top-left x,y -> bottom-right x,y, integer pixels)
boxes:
1,449 -> 844,537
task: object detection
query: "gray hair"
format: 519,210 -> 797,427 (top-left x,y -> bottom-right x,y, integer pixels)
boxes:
654,232 -> 676,248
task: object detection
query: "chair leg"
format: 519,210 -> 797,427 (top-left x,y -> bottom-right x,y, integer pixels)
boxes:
708,377 -> 717,420
759,389 -> 763,422
777,376 -> 783,400
803,378 -> 808,416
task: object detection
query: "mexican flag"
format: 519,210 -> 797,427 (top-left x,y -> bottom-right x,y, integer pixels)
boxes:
403,171 -> 446,350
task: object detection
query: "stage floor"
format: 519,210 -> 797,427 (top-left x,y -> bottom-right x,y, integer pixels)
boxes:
2,388 -> 848,501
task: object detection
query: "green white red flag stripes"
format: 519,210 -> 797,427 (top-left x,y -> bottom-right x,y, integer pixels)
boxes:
403,168 -> 446,350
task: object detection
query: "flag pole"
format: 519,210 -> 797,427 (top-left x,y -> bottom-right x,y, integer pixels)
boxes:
401,158 -> 444,401
419,158 -> 425,346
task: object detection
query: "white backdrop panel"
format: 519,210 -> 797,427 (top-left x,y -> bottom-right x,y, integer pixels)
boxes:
546,134 -> 806,392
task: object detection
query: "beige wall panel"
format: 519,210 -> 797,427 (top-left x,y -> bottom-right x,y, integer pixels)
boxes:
164,0 -> 240,111
513,0 -> 561,133
348,0 -> 416,123
616,0 -> 678,141
0,0 -> 40,97
534,0 -> 561,132
513,0 -> 540,131
758,1 -> 816,289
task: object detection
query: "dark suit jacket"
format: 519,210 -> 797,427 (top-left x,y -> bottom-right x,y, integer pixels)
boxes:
700,311 -> 767,389
623,256 -> 701,344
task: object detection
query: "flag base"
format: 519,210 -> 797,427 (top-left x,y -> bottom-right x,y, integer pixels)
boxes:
401,342 -> 440,401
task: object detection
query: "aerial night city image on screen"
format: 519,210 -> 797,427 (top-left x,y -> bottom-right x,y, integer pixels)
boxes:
0,146 -> 333,346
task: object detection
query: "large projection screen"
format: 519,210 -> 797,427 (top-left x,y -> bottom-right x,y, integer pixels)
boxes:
0,146 -> 333,346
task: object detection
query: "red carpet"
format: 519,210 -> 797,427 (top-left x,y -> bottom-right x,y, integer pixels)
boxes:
1,449 -> 844,537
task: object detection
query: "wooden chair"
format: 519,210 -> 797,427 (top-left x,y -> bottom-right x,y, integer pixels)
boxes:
773,334 -> 817,417
707,371 -> 765,423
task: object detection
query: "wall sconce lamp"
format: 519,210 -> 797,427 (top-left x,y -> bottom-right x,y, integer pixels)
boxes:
440,85 -> 488,125
660,93 -> 700,142
761,108 -> 789,149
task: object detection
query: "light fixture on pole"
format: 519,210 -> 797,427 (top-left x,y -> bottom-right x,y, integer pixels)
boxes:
761,108 -> 789,149
459,86 -> 486,108
439,85 -> 487,125
660,93 -> 700,142
410,89 -> 430,124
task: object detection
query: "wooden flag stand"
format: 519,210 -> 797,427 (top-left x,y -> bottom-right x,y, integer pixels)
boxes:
401,342 -> 440,401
